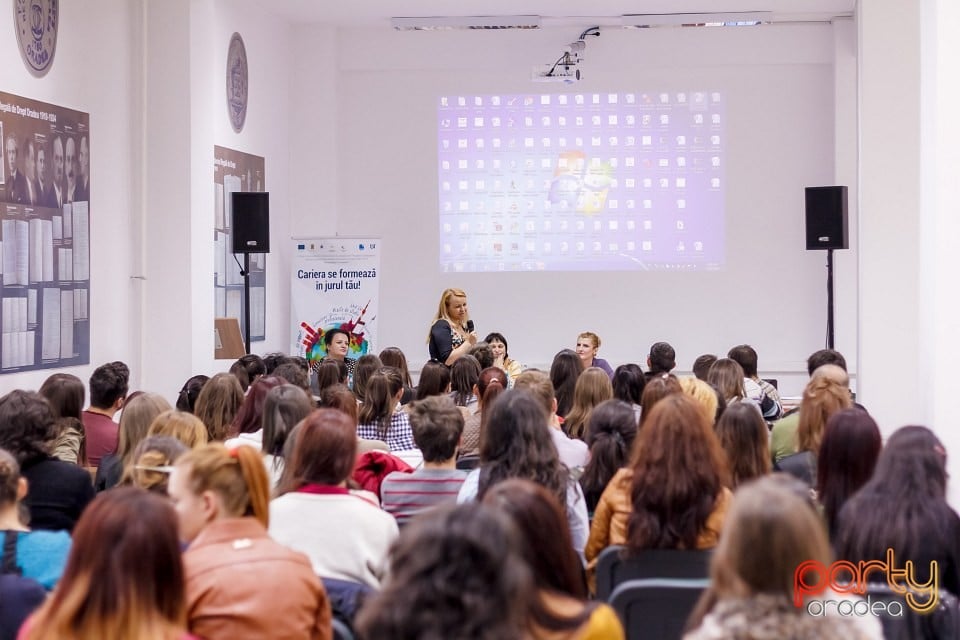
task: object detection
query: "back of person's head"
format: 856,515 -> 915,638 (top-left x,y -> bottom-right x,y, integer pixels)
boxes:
468,342 -> 495,370
704,476 -> 830,603
678,377 -> 721,427
88,361 -> 130,409
24,488 -> 186,640
797,376 -> 852,453
478,390 -> 567,510
278,409 -> 357,494
228,375 -> 285,437
628,394 -> 727,550
648,342 -> 676,374
352,354 -> 383,402
173,443 -> 270,533
476,366 -> 508,411
707,358 -> 746,403
193,373 -> 244,443
450,355 -> 481,406
316,384 -> 359,425
118,392 -> 173,464
806,348 -> 847,377
726,345 -> 759,378
550,349 -> 583,417
835,426 -> 950,573
511,369 -> 554,417
612,363 -> 646,405
409,395 -> 464,463
174,375 -> 209,414
358,367 -> 403,438
416,360 -> 451,400
315,358 -> 347,393
39,373 -> 85,420
0,448 -> 22,508
639,373 -> 682,427
0,390 -> 57,464
564,367 -> 614,439
810,363 -> 850,387
147,410 -> 208,449
581,399 -> 638,510
231,354 -> 266,392
272,362 -> 310,394
483,479 -> 586,599
378,347 -> 413,387
355,502 -> 532,640
261,384 -> 313,457
816,408 -> 881,535
262,352 -> 287,375
692,354 -> 718,381
714,402 -> 770,488
121,436 -> 188,494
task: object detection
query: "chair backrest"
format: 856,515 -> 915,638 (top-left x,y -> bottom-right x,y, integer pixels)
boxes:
609,578 -> 709,640
596,545 -> 712,601
456,454 -> 480,471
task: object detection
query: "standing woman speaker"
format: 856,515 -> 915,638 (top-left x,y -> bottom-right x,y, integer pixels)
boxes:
428,288 -> 477,366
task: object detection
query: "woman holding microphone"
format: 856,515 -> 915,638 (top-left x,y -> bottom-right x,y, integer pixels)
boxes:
428,288 -> 477,366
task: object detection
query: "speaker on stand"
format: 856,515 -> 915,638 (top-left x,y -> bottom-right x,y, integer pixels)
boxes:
231,192 -> 270,354
804,186 -> 848,350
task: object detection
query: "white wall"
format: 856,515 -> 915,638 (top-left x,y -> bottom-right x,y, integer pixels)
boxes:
0,0 -> 140,395
297,23 -> 856,396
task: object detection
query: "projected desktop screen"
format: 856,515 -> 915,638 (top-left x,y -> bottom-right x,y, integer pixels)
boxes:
438,92 -> 724,272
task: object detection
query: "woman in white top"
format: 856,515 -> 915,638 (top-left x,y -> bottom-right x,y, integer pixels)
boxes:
270,409 -> 399,588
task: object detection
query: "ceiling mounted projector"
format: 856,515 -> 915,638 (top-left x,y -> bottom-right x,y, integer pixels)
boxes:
533,26 -> 598,84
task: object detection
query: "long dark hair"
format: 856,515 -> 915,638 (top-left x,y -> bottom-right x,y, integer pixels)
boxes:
714,402 -> 770,488
627,394 -> 728,551
550,349 -> 583,418
314,359 -> 347,392
834,426 -> 952,592
379,347 -> 413,387
612,364 -> 646,405
816,408 -> 881,538
355,503 -> 532,640
228,375 -> 285,437
580,399 -> 638,512
175,375 -> 209,413
450,355 -> 481,406
358,367 -> 403,440
416,361 -> 451,400
477,390 -> 571,513
352,354 -> 383,402
261,385 -> 313,457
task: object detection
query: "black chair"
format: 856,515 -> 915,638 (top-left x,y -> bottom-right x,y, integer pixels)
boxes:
456,454 -> 480,471
609,577 -> 709,640
332,617 -> 356,640
595,545 -> 712,601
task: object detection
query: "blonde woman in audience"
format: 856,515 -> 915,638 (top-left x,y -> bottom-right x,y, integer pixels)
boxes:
20,488 -> 196,640
96,392 -> 172,491
684,476 -> 881,640
120,435 -> 188,495
148,410 -> 208,449
714,402 -> 771,489
271,409 -> 399,588
484,479 -> 625,639
169,444 -> 331,639
678,376 -> 721,427
775,376 -> 852,486
193,373 -> 244,442
586,394 -> 731,586
574,331 -> 614,378
563,367 -> 614,440
357,368 -> 415,451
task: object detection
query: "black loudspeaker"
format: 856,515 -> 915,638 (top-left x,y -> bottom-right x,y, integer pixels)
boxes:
231,192 -> 270,253
805,186 -> 848,250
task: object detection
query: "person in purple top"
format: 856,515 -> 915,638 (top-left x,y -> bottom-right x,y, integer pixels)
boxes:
574,331 -> 613,379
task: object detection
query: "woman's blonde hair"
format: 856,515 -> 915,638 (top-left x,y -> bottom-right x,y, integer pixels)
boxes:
577,331 -> 601,350
175,443 -> 270,527
796,377 -> 852,453
147,410 -> 209,449
678,377 -> 719,427
563,367 -> 613,440
118,393 -> 172,467
426,288 -> 468,341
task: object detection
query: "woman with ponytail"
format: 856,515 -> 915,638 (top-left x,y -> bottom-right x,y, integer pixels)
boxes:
168,443 -> 332,640
579,399 -> 638,514
459,366 -> 508,458
356,367 -> 415,451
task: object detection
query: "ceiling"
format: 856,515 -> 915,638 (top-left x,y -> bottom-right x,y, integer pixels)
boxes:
252,0 -> 857,28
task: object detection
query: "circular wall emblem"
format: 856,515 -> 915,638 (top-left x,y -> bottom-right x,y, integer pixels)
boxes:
226,32 -> 248,133
13,0 -> 58,77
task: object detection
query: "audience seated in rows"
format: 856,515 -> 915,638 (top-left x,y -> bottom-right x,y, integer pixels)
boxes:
95,392 -> 171,492
81,361 -> 129,468
513,370 -> 589,470
193,373 -> 243,442
458,366 -> 507,458
579,399 -> 637,515
356,368 -> 415,452
563,367 -> 613,441
38,374 -> 87,466
550,349 -> 584,418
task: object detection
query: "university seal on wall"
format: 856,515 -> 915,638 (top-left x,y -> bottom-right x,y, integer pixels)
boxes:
226,32 -> 248,133
13,0 -> 58,77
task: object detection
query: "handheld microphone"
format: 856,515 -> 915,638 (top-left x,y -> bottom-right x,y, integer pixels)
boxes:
466,320 -> 475,333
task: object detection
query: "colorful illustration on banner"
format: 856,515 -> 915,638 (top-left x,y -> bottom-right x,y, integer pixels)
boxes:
298,300 -> 375,365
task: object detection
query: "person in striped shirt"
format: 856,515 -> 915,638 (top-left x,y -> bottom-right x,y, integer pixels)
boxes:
380,396 -> 467,525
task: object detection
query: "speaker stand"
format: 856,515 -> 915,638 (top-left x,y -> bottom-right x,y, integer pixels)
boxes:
826,248 -> 835,350
242,253 -> 252,355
